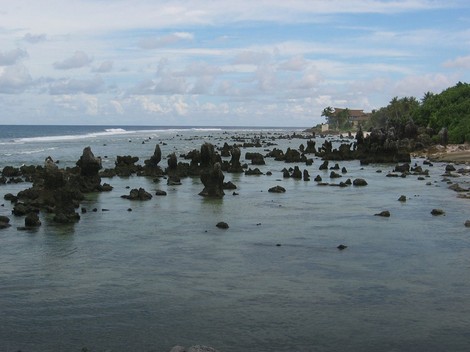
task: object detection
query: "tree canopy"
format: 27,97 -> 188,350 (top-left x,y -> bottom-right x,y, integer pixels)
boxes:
364,82 -> 470,143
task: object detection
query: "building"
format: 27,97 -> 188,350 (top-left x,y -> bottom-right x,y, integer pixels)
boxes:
332,108 -> 371,128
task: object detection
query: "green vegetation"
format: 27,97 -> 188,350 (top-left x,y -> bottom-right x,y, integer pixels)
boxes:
331,82 -> 470,144
413,82 -> 470,143
321,106 -> 351,131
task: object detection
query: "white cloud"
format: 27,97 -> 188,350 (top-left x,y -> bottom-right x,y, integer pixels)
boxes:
443,55 -> 470,69
92,60 -> 113,73
393,73 -> 457,97
172,96 -> 189,115
190,76 -> 215,94
49,75 -> 104,95
139,32 -> 194,49
279,55 -> 308,71
0,49 -> 28,66
0,0 -> 468,126
53,51 -> 93,70
132,96 -> 164,113
233,50 -> 272,65
23,33 -> 47,44
110,100 -> 124,114
0,64 -> 32,93
255,65 -> 277,92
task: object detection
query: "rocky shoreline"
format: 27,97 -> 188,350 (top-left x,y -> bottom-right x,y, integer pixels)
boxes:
1,129 -> 470,231
419,143 -> 470,163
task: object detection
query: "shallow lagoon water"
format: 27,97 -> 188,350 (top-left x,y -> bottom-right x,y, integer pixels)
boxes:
1,126 -> 470,351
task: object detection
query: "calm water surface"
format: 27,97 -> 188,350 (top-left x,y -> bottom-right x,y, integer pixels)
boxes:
1,126 -> 470,351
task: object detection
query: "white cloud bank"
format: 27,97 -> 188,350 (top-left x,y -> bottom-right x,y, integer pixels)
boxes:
0,0 -> 469,126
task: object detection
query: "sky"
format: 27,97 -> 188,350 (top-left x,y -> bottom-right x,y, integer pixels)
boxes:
0,0 -> 469,127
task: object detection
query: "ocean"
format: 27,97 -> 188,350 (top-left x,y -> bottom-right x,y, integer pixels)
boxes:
1,125 -> 470,352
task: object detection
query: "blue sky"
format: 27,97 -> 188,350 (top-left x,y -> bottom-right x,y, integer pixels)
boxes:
0,0 -> 469,126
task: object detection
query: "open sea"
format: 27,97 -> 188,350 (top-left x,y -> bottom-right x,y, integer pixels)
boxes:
1,125 -> 470,352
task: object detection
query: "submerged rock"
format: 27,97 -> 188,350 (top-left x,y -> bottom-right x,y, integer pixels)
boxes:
431,208 -> 445,216
170,346 -> 220,352
121,188 -> 153,201
0,215 -> 11,229
375,210 -> 391,217
268,185 -> 286,193
24,212 -> 41,227
216,222 -> 229,229
353,178 -> 368,186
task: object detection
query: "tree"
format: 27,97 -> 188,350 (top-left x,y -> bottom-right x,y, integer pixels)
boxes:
321,106 -> 334,125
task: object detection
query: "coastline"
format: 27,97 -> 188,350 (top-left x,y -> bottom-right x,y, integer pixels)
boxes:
418,144 -> 470,164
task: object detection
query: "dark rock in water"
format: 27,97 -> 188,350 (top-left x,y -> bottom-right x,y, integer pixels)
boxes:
268,185 -> 286,193
291,166 -> 302,179
115,155 -> 140,176
341,167 -> 347,174
330,163 -> 340,170
167,176 -> 182,186
345,178 -> 352,185
314,175 -> 322,182
245,168 -> 263,176
319,160 -> 328,170
398,195 -> 407,202
170,345 -> 220,352
330,171 -> 341,178
0,215 -> 10,224
12,202 -> 33,216
284,148 -> 303,163
394,163 -> 410,173
74,147 -> 103,192
223,181 -> 237,190
445,164 -> 456,172
76,147 -> 102,177
4,193 -> 18,203
304,140 -> 316,154
303,169 -> 310,181
199,162 -> 225,198
431,208 -> 445,216
167,153 -> 178,171
216,222 -> 229,229
200,142 -> 218,169
337,244 -> 347,250
353,178 -> 368,186
2,165 -> 22,178
375,210 -> 390,217
355,127 -> 412,164
143,144 -> 163,176
53,212 -> 80,224
121,188 -> 153,201
99,183 -> 113,192
245,152 -> 265,165
220,142 -> 232,157
282,168 -> 290,178
25,212 -> 41,227
227,147 -> 244,173
155,190 -> 167,196
449,183 -> 468,192
0,215 -> 11,229
465,220 -> 470,228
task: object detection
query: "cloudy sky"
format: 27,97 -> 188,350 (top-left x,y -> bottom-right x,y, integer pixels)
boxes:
1,0 -> 469,126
